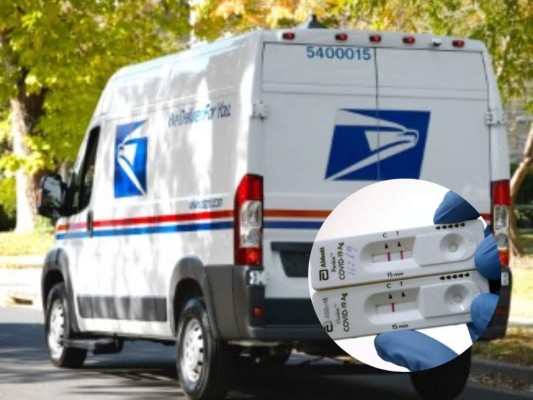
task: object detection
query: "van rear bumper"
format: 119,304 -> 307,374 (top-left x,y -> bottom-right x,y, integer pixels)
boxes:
204,265 -> 329,342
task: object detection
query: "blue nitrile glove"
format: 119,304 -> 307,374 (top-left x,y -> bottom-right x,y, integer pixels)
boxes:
374,191 -> 500,371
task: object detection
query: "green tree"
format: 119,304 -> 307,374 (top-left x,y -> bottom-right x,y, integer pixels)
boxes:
0,176 -> 16,231
0,0 -> 190,232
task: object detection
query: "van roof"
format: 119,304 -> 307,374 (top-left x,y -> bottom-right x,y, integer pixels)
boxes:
113,28 -> 486,81
92,28 -> 487,120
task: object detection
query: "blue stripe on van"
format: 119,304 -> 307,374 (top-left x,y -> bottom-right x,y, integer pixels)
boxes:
56,221 -> 233,240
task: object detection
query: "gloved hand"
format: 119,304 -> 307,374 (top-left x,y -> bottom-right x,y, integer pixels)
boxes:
374,191 -> 500,371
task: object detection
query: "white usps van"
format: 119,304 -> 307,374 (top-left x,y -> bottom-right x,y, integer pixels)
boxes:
38,24 -> 511,400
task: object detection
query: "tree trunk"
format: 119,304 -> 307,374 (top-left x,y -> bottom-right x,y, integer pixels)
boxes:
509,123 -> 533,256
10,96 -> 40,233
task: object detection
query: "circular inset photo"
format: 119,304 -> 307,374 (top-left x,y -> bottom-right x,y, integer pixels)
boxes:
308,179 -> 500,372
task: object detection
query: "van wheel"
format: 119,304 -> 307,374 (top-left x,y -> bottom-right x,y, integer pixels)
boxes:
410,348 -> 471,400
45,283 -> 87,368
176,298 -> 233,400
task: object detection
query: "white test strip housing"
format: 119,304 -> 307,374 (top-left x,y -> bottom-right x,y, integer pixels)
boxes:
312,270 -> 488,339
309,219 -> 489,338
311,219 -> 485,290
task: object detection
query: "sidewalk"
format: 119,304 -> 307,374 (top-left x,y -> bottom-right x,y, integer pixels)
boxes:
0,255 -> 44,268
0,265 -> 42,308
470,357 -> 533,394
0,255 -> 43,307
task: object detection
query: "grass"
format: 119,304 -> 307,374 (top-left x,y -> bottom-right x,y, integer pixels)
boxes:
473,327 -> 533,366
479,236 -> 533,367
0,231 -> 54,257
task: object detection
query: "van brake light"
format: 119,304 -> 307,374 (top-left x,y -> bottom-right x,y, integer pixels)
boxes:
235,174 -> 263,265
492,180 -> 510,267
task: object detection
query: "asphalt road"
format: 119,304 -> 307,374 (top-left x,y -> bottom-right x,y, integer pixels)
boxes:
0,306 -> 531,400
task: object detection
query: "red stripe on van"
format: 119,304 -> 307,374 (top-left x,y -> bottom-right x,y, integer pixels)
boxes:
94,210 -> 234,228
56,210 -> 234,232
56,222 -> 87,232
264,209 -> 331,218
266,210 -> 490,222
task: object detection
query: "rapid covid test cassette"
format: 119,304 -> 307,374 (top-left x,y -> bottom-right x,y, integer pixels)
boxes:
309,219 -> 490,339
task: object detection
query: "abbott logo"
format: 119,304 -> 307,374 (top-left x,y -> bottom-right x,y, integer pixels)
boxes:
325,109 -> 430,181
319,269 -> 329,281
114,120 -> 148,198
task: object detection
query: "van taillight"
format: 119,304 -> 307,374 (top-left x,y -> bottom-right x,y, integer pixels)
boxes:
492,180 -> 510,267
234,174 -> 263,265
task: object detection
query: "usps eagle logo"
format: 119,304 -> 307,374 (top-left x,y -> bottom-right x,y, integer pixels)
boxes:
325,109 -> 430,181
114,120 -> 148,198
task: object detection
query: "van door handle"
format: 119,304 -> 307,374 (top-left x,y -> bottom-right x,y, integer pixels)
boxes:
87,210 -> 94,238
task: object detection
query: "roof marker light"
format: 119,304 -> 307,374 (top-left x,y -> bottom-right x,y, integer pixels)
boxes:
369,34 -> 382,43
335,33 -> 348,41
403,36 -> 416,44
282,32 -> 296,40
453,39 -> 465,48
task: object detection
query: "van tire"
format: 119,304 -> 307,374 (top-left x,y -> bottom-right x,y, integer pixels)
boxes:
176,298 -> 233,400
45,283 -> 87,368
410,348 -> 471,400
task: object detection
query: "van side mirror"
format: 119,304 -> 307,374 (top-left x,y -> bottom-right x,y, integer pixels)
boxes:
38,174 -> 66,220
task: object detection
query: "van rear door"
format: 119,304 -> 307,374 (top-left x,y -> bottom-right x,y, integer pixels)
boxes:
261,42 -> 378,300
375,48 -> 490,212
260,43 -> 491,305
